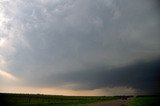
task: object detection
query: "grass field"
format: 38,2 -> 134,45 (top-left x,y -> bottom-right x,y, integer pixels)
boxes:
1,93 -> 159,106
126,96 -> 160,106
0,93 -> 121,106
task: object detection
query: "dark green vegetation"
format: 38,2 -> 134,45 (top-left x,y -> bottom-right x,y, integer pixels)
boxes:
1,93 -> 159,106
126,96 -> 160,106
0,93 -> 120,106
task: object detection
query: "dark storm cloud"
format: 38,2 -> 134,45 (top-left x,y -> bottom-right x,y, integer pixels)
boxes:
41,59 -> 160,95
1,0 -> 160,95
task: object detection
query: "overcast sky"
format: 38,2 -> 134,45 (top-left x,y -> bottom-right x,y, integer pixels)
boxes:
0,0 -> 160,96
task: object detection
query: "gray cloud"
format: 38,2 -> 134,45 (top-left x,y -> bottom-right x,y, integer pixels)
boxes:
1,0 -> 160,95
26,58 -> 160,95
56,59 -> 160,95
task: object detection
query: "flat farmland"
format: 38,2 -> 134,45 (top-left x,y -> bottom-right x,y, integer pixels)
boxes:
0,93 -> 120,106
1,93 -> 159,106
126,96 -> 160,106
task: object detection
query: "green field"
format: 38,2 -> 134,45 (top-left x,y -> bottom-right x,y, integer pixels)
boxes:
126,96 -> 160,106
1,93 -> 159,106
0,93 -> 120,106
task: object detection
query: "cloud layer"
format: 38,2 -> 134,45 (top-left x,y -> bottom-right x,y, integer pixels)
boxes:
0,0 -> 160,95
58,59 -> 160,95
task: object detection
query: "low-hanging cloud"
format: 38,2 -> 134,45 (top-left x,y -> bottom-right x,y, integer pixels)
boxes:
27,58 -> 160,95
58,59 -> 160,95
0,0 -> 160,95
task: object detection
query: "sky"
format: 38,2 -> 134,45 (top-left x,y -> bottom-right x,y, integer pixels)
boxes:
0,0 -> 160,96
